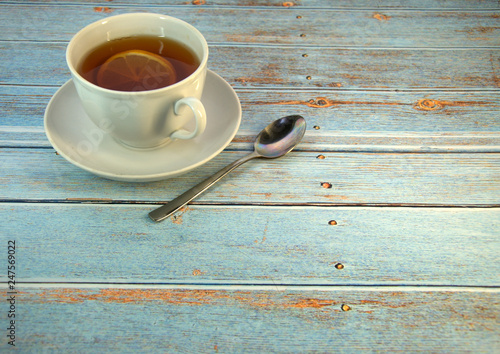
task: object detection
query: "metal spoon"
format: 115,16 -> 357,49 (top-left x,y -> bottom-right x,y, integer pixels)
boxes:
149,115 -> 306,222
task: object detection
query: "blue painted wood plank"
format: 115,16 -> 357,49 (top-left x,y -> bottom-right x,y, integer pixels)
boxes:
2,286 -> 498,352
4,126 -> 499,152
4,0 -> 499,9
1,85 -> 500,151
1,204 -> 498,285
1,149 -> 499,205
2,5 -> 499,47
2,42 -> 499,90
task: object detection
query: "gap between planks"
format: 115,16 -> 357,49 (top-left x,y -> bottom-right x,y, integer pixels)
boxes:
1,201 -> 500,208
2,82 -> 500,93
1,2 -> 499,11
15,282 -> 500,293
2,39 -> 500,50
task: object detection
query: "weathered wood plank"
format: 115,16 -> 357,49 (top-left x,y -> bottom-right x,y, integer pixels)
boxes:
1,85 -> 499,150
2,42 -> 499,90
3,0 -> 499,9
3,85 -> 500,132
4,127 -> 499,152
2,286 -> 498,352
1,149 -> 499,205
1,204 -> 498,285
3,5 -> 499,47
209,46 -> 500,90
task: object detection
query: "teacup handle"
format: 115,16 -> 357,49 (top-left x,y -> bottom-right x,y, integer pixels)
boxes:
170,97 -> 207,140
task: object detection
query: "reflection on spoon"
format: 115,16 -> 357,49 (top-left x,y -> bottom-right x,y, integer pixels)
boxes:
149,115 -> 306,222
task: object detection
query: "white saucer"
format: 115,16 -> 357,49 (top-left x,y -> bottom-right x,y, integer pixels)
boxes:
44,70 -> 241,182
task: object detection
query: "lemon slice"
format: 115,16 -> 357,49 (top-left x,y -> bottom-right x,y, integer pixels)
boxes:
96,49 -> 176,91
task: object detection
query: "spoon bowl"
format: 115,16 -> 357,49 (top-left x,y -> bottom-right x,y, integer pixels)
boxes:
149,115 -> 306,222
255,115 -> 306,158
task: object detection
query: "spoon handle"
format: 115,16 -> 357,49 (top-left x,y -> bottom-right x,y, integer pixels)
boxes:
149,151 -> 259,222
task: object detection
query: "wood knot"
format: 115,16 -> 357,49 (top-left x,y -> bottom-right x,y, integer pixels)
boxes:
307,97 -> 335,108
414,99 -> 443,111
282,1 -> 295,6
192,0 -> 206,4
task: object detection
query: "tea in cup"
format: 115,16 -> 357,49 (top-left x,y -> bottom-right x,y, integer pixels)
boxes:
66,13 -> 208,149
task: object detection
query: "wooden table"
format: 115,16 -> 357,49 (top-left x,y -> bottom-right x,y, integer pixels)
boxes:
1,0 -> 499,351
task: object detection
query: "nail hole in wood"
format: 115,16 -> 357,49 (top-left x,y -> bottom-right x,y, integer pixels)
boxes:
341,304 -> 351,311
335,263 -> 344,269
321,182 -> 332,189
328,220 -> 337,225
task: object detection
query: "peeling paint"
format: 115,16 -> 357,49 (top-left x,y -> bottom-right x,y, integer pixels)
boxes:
489,54 -> 500,88
460,26 -> 500,35
22,289 -> 347,311
28,289 -> 228,305
373,13 -> 391,21
286,298 -> 335,309
93,7 -> 114,13
235,77 -> 284,85
171,206 -> 190,224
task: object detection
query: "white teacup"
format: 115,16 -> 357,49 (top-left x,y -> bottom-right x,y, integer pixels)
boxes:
66,13 -> 208,149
